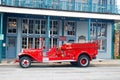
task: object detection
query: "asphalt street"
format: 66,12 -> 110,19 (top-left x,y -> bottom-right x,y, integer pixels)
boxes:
0,63 -> 120,80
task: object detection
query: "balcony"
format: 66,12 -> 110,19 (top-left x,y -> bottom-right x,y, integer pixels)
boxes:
0,0 -> 118,14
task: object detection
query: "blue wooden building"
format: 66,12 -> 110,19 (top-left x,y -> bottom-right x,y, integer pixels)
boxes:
0,0 -> 120,61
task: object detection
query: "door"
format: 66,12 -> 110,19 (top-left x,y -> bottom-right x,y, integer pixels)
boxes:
7,37 -> 16,59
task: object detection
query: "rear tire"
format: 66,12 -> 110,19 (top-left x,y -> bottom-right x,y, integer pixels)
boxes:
19,56 -> 31,68
77,55 -> 90,67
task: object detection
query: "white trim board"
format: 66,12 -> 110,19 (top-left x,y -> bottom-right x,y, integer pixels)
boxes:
0,6 -> 120,21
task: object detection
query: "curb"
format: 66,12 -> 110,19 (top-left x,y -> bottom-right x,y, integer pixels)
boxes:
0,60 -> 120,67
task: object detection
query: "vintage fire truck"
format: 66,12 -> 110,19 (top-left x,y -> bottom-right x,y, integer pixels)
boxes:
17,42 -> 98,68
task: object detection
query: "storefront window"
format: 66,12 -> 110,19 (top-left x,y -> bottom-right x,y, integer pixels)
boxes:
22,19 -> 46,35
22,37 -> 33,49
50,38 -> 58,48
21,18 -> 59,49
22,37 -> 45,49
28,38 -> 33,48
7,18 -> 17,34
22,19 -> 28,34
22,37 -> 27,49
50,20 -> 58,35
29,20 -> 34,34
90,22 -> 107,51
35,20 -> 40,34
65,21 -> 76,36
41,20 -> 46,34
35,38 -> 45,49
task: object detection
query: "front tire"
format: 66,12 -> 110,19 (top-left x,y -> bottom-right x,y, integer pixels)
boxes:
77,55 -> 90,67
19,56 -> 31,68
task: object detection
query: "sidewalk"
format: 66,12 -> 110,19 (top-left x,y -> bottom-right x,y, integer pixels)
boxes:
0,59 -> 120,67
91,59 -> 120,67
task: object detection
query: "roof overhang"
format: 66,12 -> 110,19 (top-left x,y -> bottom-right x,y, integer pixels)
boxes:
0,6 -> 120,22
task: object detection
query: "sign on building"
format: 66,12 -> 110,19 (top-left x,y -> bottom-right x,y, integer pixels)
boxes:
59,36 -> 66,41
0,34 -> 4,40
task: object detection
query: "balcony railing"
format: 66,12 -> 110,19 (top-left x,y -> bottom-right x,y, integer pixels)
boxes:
0,0 -> 118,14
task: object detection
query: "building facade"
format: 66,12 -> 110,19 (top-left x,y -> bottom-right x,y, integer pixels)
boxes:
0,0 -> 120,60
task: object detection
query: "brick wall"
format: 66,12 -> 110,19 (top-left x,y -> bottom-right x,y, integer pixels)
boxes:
114,30 -> 120,59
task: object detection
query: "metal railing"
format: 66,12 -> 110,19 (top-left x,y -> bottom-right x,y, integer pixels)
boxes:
0,0 -> 119,14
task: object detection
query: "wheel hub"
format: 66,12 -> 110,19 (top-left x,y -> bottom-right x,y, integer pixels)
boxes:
22,60 -> 29,67
81,59 -> 87,65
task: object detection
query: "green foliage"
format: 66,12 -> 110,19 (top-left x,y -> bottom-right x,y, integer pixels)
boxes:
117,56 -> 120,59
115,23 -> 120,31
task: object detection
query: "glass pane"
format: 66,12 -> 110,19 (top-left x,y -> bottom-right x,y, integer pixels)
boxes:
90,22 -> 107,51
41,20 -> 46,34
28,38 -> 33,48
8,18 -> 17,33
50,21 -> 58,35
22,19 -> 28,34
8,37 -> 15,47
35,38 -> 40,48
50,38 -> 58,48
29,20 -> 34,34
66,21 -> 76,35
22,37 -> 27,49
35,37 -> 45,49
35,20 -> 40,34
99,39 -> 106,51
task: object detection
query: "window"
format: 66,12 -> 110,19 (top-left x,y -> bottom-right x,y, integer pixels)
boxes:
35,38 -> 45,49
65,21 -> 76,36
90,22 -> 107,51
51,0 -> 59,9
21,19 -> 47,49
22,37 -> 33,49
22,19 -> 46,35
50,21 -> 59,35
35,20 -> 40,34
22,37 -> 45,49
28,38 -> 33,48
50,38 -> 58,48
98,0 -> 107,13
29,20 -> 34,34
68,0 -> 75,10
22,19 -> 28,34
22,37 -> 27,49
41,20 -> 46,34
7,18 -> 17,34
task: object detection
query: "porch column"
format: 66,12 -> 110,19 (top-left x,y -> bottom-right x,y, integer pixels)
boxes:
88,0 -> 92,12
0,13 -> 3,63
46,16 -> 50,51
62,19 -> 64,44
88,19 -> 91,41
111,21 -> 115,59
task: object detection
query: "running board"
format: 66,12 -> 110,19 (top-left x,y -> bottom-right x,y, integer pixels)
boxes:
43,58 -> 76,62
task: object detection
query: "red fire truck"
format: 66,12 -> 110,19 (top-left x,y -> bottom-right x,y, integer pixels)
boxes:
17,42 -> 98,68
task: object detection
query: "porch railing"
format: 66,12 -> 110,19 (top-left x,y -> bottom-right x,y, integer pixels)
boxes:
0,0 -> 119,14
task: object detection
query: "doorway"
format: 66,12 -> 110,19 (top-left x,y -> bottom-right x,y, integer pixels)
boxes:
6,37 -> 16,58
